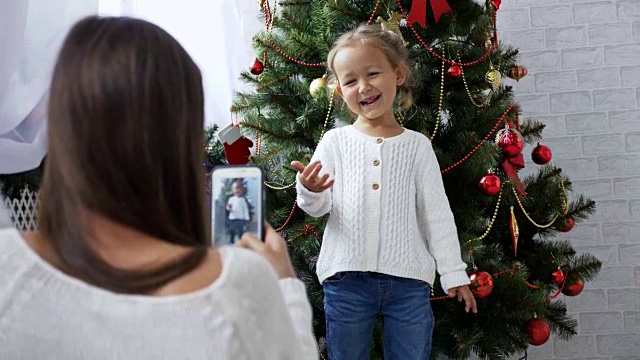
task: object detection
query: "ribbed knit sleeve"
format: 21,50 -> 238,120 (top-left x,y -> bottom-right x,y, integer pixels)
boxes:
415,139 -> 470,294
296,130 -> 335,218
278,278 -> 318,359
225,250 -> 319,360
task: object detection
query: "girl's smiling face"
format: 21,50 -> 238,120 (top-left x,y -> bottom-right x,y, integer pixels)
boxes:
333,44 -> 406,124
232,181 -> 245,196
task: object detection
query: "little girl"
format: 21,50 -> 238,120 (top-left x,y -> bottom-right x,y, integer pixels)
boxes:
291,24 -> 477,359
226,179 -> 253,244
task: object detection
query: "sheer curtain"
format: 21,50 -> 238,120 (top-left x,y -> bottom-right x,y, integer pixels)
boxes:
0,0 -> 260,174
130,0 -> 262,128
102,0 -> 263,127
0,0 -> 99,174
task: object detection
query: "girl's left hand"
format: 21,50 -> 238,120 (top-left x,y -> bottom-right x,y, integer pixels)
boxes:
448,285 -> 478,314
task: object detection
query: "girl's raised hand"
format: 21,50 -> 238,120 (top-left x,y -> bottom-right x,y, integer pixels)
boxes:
291,160 -> 334,193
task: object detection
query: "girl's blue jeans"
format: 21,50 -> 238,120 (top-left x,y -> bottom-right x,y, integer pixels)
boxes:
323,271 -> 434,360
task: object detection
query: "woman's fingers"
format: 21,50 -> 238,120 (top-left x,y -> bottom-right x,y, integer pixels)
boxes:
236,232 -> 265,253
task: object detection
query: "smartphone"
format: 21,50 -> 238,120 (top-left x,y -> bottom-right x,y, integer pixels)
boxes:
210,165 -> 264,247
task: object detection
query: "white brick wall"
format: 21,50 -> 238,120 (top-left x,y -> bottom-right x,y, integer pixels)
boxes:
498,0 -> 640,358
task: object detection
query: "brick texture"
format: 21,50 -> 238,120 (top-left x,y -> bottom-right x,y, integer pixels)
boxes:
498,0 -> 640,358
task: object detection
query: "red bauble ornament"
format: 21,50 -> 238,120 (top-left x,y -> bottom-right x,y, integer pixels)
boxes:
491,0 -> 502,10
447,65 -> 462,78
478,173 -> 501,196
469,270 -> 494,298
249,58 -> 264,75
495,127 -> 524,158
559,217 -> 575,232
532,143 -> 553,165
562,276 -> 584,296
550,268 -> 565,284
525,318 -> 551,346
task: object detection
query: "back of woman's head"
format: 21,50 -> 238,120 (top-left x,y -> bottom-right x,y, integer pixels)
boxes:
40,16 -> 208,293
327,23 -> 413,111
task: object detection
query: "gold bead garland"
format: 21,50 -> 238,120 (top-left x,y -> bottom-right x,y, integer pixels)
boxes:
257,73 -> 295,91
395,107 -> 405,127
264,181 -> 296,190
459,56 -> 486,108
510,180 -> 569,229
429,51 -> 446,140
319,85 -> 336,138
475,184 -> 504,241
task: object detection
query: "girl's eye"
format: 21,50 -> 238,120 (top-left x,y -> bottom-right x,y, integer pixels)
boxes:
369,72 -> 379,77
343,80 -> 355,86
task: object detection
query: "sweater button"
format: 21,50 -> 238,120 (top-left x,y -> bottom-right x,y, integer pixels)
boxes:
372,183 -> 380,190
376,138 -> 383,144
373,159 -> 380,166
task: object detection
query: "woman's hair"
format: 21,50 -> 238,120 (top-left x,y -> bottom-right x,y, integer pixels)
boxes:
326,23 -> 413,111
39,16 -> 209,294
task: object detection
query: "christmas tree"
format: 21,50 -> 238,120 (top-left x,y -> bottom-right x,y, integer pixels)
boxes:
204,124 -> 228,172
229,0 -> 602,359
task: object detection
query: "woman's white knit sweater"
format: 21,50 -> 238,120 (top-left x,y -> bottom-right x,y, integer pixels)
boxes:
0,228 -> 318,360
296,125 -> 470,293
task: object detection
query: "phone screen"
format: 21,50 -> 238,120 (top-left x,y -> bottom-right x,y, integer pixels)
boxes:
210,166 -> 263,246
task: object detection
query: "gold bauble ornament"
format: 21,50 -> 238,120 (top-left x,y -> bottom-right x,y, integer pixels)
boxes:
310,75 -> 327,98
485,65 -> 502,91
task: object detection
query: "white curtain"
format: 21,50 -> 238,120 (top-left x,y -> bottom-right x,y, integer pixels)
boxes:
131,0 -> 263,128
0,0 -> 99,174
0,0 -> 261,174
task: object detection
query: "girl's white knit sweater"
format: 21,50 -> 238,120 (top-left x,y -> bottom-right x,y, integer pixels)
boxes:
296,125 -> 470,293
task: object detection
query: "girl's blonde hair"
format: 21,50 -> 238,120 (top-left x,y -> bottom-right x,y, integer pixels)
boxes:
327,23 -> 413,112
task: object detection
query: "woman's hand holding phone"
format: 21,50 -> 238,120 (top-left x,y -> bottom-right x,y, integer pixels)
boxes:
236,223 -> 296,279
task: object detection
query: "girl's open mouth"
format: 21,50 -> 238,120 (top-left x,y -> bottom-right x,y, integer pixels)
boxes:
360,95 -> 381,106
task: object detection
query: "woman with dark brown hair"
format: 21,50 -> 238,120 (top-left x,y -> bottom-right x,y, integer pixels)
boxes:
0,16 -> 317,359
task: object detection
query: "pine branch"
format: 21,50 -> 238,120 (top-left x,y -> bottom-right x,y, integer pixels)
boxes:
566,195 -> 596,220
243,122 -> 308,145
569,253 -> 602,281
280,0 -> 312,5
545,301 -> 577,340
520,120 -> 545,143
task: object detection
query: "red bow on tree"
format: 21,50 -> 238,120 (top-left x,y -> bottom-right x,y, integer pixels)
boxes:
408,0 -> 452,27
501,120 -> 527,198
502,153 -> 526,197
